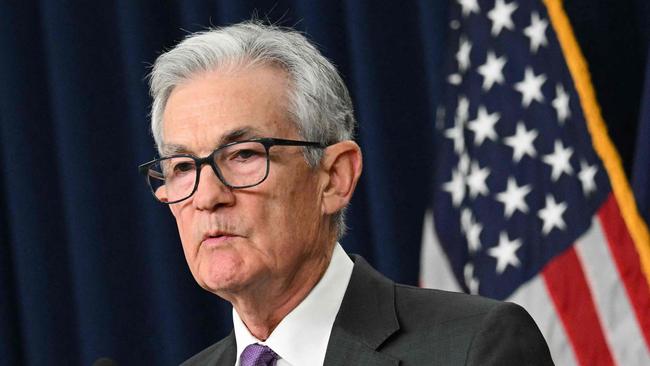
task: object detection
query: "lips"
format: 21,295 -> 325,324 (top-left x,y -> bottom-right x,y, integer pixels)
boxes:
203,231 -> 235,240
201,231 -> 239,248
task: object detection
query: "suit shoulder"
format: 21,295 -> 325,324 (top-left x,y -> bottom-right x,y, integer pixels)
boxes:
389,285 -> 553,365
466,300 -> 554,364
180,333 -> 235,366
394,284 -> 502,323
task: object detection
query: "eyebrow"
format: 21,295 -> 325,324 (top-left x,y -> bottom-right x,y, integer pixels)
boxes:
159,126 -> 264,157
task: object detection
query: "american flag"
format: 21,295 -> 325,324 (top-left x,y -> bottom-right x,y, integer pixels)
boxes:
419,0 -> 650,364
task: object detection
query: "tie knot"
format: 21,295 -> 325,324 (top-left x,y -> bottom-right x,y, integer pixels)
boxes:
240,343 -> 279,366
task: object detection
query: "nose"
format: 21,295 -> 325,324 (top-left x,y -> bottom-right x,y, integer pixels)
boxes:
192,164 -> 235,210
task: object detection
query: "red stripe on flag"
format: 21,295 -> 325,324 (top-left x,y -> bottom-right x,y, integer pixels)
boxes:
598,193 -> 650,348
543,247 -> 615,366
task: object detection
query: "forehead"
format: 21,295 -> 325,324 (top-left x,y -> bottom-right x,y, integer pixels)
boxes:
161,65 -> 296,154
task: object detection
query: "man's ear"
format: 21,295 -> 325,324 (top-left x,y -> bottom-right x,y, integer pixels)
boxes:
320,140 -> 363,215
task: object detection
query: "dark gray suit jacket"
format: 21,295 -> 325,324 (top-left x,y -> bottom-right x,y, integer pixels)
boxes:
182,255 -> 554,365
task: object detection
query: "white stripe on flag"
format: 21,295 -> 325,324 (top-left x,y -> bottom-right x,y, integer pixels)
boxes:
508,275 -> 578,366
575,217 -> 650,366
419,209 -> 462,291
420,209 -> 579,365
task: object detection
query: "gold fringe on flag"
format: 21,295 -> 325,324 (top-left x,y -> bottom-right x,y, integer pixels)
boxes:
543,0 -> 650,286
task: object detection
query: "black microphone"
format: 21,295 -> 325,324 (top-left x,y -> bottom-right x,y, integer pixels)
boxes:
92,357 -> 118,366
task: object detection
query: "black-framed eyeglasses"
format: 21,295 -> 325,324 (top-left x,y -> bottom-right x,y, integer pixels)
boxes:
138,138 -> 327,204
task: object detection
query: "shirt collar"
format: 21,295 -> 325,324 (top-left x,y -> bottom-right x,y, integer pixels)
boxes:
233,243 -> 353,366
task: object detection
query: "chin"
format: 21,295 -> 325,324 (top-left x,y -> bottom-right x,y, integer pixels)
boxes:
196,251 -> 248,294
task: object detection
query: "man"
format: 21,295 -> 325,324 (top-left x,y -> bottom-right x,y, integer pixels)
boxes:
139,21 -> 554,365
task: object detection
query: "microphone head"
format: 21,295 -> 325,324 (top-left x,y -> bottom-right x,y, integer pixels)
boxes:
92,357 -> 118,366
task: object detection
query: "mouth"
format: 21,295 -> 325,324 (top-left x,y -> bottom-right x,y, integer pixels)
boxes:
201,232 -> 239,248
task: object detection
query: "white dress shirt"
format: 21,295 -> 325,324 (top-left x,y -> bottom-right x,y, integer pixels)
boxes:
233,243 -> 354,366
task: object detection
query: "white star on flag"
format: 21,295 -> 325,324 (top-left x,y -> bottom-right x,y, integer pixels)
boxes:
466,220 -> 483,253
456,95 -> 470,124
460,209 -> 483,253
460,208 -> 473,233
445,123 -> 465,154
538,194 -> 568,235
523,12 -> 549,53
456,36 -> 472,73
503,122 -> 538,162
477,51 -> 507,91
578,160 -> 598,196
514,67 -> 547,107
542,139 -> 574,181
496,177 -> 532,218
448,73 -> 463,85
552,83 -> 571,125
467,105 -> 500,145
458,0 -> 480,17
458,152 -> 471,175
443,168 -> 466,207
488,231 -> 522,274
445,96 -> 470,154
467,161 -> 491,198
487,0 -> 518,36
463,263 -> 480,295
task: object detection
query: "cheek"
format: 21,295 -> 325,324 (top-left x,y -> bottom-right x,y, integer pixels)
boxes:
265,179 -> 321,239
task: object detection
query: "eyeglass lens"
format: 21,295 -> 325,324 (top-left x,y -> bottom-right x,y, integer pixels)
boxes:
146,141 -> 269,202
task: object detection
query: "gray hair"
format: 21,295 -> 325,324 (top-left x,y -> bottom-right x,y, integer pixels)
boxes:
148,21 -> 356,238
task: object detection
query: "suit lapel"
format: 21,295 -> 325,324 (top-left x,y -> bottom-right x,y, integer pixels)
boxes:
323,255 -> 400,366
181,331 -> 237,366
211,332 -> 237,365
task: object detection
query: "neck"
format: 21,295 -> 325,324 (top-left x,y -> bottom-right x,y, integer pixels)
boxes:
231,245 -> 334,340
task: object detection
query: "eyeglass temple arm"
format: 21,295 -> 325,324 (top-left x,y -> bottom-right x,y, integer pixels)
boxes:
262,138 -> 328,148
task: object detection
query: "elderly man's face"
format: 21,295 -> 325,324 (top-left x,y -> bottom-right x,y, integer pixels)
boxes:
161,66 -> 329,297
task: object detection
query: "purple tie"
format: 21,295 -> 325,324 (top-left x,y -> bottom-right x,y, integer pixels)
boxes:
240,343 -> 279,366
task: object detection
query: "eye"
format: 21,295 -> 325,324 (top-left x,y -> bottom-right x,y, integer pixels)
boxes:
175,161 -> 194,171
227,145 -> 265,162
234,149 -> 258,160
218,142 -> 266,166
170,161 -> 195,176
